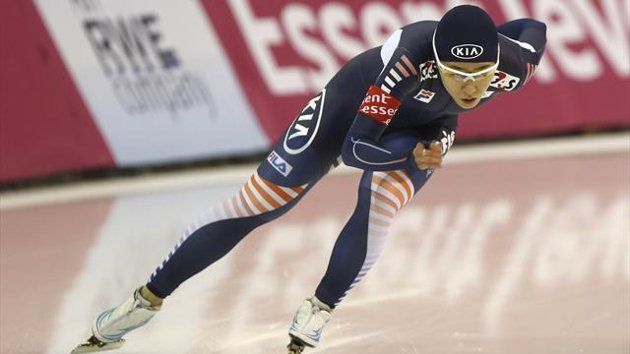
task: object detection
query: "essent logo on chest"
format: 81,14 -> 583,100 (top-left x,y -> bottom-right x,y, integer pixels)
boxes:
358,85 -> 401,125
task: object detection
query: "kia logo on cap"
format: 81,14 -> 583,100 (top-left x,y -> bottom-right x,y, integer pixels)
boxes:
451,44 -> 484,59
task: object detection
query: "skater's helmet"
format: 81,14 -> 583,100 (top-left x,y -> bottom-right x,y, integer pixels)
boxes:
433,5 -> 499,64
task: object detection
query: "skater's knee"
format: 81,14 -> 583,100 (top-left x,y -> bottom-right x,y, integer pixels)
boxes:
367,170 -> 415,215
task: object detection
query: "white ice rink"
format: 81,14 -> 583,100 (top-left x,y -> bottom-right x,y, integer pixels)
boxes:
1,133 -> 629,354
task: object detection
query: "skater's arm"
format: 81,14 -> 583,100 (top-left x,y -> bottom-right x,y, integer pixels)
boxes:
341,28 -> 426,171
497,18 -> 547,63
341,113 -> 417,171
497,19 -> 547,90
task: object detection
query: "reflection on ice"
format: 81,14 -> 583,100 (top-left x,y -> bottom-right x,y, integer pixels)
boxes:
1,153 -> 625,353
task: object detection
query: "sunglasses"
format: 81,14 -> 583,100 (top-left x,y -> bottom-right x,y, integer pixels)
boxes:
432,31 -> 500,82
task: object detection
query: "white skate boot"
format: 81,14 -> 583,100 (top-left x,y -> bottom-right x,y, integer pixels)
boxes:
287,296 -> 332,353
71,288 -> 160,353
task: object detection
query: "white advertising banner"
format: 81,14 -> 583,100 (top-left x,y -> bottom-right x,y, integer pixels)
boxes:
35,0 -> 269,166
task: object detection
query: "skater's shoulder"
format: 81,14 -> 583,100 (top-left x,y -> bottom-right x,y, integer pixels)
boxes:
398,21 -> 438,46
379,21 -> 436,61
401,20 -> 438,33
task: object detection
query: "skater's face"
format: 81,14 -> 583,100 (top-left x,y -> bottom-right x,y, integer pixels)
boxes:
439,61 -> 497,109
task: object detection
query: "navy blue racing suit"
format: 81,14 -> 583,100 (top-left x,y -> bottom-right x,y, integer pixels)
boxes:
147,19 -> 546,308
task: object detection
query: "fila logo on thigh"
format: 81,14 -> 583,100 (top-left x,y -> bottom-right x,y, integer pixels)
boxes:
267,150 -> 293,177
283,89 -> 326,155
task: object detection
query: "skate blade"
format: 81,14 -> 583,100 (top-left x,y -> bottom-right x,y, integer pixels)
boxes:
70,336 -> 124,354
287,336 -> 308,354
287,341 -> 304,354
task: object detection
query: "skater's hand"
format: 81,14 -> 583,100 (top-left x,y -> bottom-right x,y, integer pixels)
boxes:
413,141 -> 443,170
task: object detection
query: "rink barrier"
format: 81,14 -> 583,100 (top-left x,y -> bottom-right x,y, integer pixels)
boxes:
1,132 -> 627,210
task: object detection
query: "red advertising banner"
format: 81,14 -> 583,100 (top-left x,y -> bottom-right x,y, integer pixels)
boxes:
0,0 -> 114,183
201,0 -> 630,142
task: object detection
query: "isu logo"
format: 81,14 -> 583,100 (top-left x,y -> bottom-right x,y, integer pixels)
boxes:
358,85 -> 401,125
283,89 -> 326,155
451,44 -> 484,59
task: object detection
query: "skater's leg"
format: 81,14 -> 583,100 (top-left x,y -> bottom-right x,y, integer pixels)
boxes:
145,170 -> 313,298
286,132 -> 432,351
314,132 -> 435,308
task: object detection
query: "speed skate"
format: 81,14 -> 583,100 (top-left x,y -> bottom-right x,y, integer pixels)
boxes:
286,297 -> 332,353
70,288 -> 159,353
